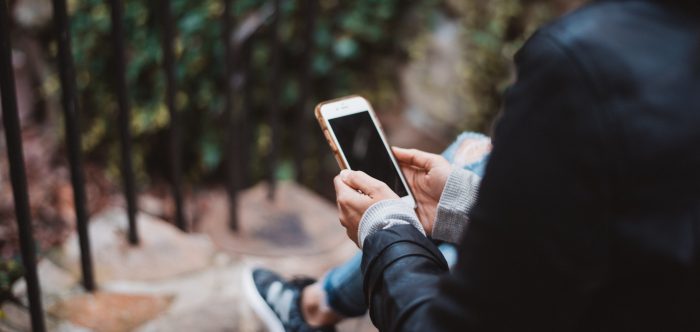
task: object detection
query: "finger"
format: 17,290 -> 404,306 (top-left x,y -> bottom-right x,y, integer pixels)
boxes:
399,164 -> 416,176
392,147 -> 439,170
397,162 -> 424,174
340,170 -> 387,197
399,164 -> 420,185
334,175 -> 364,204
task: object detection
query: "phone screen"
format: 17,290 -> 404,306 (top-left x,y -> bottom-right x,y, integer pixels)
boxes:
328,111 -> 408,197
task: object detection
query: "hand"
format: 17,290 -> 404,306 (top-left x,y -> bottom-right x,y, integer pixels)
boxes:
392,147 -> 451,235
334,170 -> 399,245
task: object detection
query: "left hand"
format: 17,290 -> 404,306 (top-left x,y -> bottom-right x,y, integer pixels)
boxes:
392,147 -> 451,235
334,170 -> 399,245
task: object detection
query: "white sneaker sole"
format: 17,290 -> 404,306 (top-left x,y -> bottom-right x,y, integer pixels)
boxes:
242,266 -> 286,332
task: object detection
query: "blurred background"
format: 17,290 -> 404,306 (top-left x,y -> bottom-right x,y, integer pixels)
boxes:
1,0 -> 585,330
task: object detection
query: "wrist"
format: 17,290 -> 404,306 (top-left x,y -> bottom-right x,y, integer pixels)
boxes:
358,199 -> 424,248
431,167 -> 481,244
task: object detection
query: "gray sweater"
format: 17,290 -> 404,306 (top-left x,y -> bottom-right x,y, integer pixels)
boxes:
358,168 -> 481,248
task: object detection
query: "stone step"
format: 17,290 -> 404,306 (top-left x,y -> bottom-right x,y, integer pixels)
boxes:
4,181 -> 376,331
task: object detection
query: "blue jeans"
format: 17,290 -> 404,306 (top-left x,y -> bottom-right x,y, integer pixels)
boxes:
322,132 -> 490,317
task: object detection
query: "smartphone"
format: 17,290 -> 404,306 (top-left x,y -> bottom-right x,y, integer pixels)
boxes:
315,95 -> 415,208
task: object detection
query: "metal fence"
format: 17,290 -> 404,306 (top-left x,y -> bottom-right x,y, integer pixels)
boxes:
0,0 -> 317,330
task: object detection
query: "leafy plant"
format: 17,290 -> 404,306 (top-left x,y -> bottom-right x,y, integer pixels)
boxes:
62,0 -> 440,185
452,0 -> 558,132
0,258 -> 23,305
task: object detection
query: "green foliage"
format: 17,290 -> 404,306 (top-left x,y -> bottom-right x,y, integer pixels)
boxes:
0,258 -> 23,304
65,0 -> 440,184
62,0 -> 560,183
452,0 -> 556,132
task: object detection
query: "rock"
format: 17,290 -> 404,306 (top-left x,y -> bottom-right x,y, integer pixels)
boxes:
137,296 -> 262,332
13,0 -> 52,29
46,321 -> 93,332
337,316 -> 378,332
49,292 -> 172,332
53,208 -> 215,282
100,264 -> 263,332
196,181 -> 346,256
0,302 -> 91,332
195,182 -> 360,277
0,302 -> 31,331
7,183 -> 377,331
137,194 -> 167,219
12,258 -> 78,307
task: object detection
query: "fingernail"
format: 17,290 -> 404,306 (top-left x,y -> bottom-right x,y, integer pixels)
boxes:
340,169 -> 350,180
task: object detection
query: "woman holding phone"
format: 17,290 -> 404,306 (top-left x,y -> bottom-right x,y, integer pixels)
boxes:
248,0 -> 700,330
245,134 -> 491,332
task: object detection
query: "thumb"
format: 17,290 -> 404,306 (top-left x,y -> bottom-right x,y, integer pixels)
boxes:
340,170 -> 387,197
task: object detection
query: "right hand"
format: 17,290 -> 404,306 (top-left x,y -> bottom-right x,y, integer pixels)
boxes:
392,147 -> 451,235
334,170 -> 399,246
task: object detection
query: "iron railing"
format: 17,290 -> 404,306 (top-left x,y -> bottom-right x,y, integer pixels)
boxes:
0,0 -> 319,330
222,0 -> 242,231
157,0 -> 188,232
294,0 -> 317,185
0,1 -> 46,330
52,0 -> 96,293
266,0 -> 281,200
108,0 -> 140,245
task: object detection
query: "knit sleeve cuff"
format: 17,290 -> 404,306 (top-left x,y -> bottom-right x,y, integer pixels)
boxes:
358,199 -> 425,249
432,168 -> 481,244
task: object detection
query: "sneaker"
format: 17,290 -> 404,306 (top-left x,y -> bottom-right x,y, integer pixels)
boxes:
244,267 -> 336,332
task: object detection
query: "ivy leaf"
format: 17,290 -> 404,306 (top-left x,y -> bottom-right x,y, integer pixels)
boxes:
333,36 -> 358,59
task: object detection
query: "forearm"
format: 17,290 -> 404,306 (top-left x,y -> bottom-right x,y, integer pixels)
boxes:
357,199 -> 424,248
361,225 -> 451,332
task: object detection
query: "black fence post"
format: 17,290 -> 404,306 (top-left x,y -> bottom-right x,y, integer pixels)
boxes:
157,0 -> 187,231
222,0 -> 239,231
51,0 -> 96,292
294,0 -> 317,184
108,0 -> 139,245
266,0 -> 281,200
0,1 -> 47,330
240,41 -> 253,189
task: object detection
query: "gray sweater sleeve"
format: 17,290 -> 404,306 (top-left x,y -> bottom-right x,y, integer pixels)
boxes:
357,168 -> 480,247
431,168 -> 481,244
358,199 -> 425,249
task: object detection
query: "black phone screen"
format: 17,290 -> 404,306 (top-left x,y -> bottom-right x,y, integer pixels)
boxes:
328,111 -> 408,197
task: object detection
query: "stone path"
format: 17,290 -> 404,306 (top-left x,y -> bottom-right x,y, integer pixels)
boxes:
1,181 -> 375,332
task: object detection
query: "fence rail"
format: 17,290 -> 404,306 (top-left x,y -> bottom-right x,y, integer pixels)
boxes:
222,0 -> 240,231
108,0 -> 140,245
0,0 -> 322,329
158,0 -> 188,232
52,0 -> 96,293
0,0 -> 47,330
266,0 -> 282,200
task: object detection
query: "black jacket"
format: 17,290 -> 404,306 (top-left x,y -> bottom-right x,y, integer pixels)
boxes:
361,1 -> 700,331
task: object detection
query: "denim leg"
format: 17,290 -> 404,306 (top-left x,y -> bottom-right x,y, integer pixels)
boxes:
323,251 -> 367,317
441,131 -> 490,177
322,243 -> 459,317
437,243 -> 459,269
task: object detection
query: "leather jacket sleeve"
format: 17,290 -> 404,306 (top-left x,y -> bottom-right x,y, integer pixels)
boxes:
361,29 -> 612,332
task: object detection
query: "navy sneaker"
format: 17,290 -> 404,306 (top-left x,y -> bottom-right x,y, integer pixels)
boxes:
244,267 -> 336,332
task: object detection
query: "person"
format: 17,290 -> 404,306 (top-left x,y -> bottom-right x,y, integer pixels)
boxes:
331,0 -> 700,331
244,133 -> 492,332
